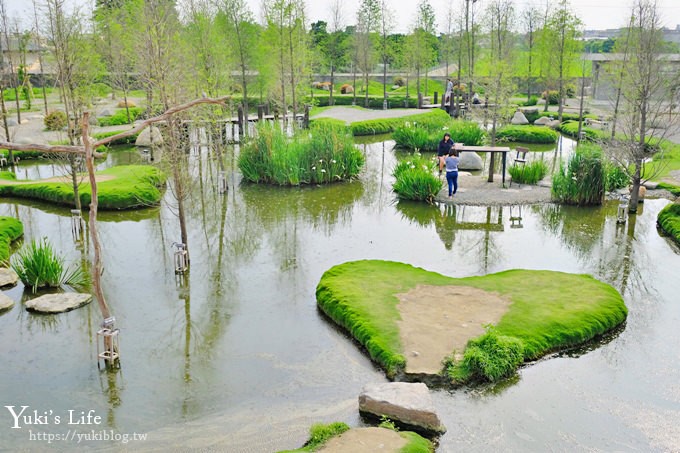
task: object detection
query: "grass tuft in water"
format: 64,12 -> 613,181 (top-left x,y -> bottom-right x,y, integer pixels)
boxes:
657,202 -> 680,246
11,238 -> 87,293
277,422 -> 350,452
552,143 -> 605,205
393,119 -> 485,151
239,123 -> 364,186
392,154 -> 442,203
508,160 -> 548,185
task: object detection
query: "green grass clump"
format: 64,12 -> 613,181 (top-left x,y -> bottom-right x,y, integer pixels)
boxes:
0,216 -> 23,264
239,123 -> 364,185
508,160 -> 548,185
316,260 -> 627,382
657,182 -> 680,196
552,143 -> 605,205
658,202 -> 680,245
308,117 -> 348,130
93,130 -> 140,146
558,120 -> 609,141
392,154 -> 442,203
448,327 -> 525,382
0,165 -> 165,210
98,107 -> 143,127
0,171 -> 16,180
393,119 -> 485,151
278,422 -> 350,452
496,125 -> 558,144
350,109 -> 450,136
11,238 -> 87,293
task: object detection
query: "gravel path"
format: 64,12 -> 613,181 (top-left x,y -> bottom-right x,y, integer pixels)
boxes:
435,172 -> 553,205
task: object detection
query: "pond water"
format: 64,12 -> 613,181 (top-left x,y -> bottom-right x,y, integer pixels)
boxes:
0,138 -> 678,451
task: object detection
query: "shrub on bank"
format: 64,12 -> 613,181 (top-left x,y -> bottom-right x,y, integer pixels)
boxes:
657,202 -> 680,245
44,111 -> 67,131
238,122 -> 364,185
392,154 -> 441,203
558,120 -> 609,141
496,125 -> 558,143
552,144 -> 605,205
0,216 -> 23,264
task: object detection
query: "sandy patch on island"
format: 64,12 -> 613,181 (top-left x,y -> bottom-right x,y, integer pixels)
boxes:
396,285 -> 512,375
319,427 -> 407,452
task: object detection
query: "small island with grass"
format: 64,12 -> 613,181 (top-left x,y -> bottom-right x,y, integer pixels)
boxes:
316,260 -> 627,383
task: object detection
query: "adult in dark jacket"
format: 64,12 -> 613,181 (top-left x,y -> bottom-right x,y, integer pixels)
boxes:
437,133 -> 453,174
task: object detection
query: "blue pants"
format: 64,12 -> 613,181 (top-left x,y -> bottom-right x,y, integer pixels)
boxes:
446,171 -> 458,196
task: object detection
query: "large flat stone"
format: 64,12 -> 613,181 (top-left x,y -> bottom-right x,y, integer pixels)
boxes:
25,293 -> 92,314
0,293 -> 14,311
358,382 -> 446,435
0,268 -> 18,287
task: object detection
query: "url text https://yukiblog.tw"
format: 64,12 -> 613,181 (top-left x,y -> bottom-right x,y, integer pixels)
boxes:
28,429 -> 148,445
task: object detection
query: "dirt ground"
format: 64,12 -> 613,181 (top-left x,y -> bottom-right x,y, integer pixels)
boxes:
396,285 -> 511,375
318,427 -> 407,452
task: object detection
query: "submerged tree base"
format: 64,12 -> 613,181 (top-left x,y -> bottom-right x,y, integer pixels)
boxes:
316,260 -> 627,383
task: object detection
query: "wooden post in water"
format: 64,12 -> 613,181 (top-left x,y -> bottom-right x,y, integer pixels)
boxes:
257,104 -> 264,122
434,91 -> 438,105
418,92 -> 423,109
237,106 -> 244,140
303,104 -> 310,129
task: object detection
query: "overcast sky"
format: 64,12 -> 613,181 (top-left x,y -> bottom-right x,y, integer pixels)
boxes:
5,0 -> 680,34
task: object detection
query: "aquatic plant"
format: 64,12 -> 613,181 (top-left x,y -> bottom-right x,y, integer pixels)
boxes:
350,108 -> 449,136
604,161 -> 629,191
0,216 -> 23,264
392,154 -> 442,203
238,122 -> 364,186
495,125 -> 558,144
508,160 -> 548,185
552,143 -> 605,205
11,238 -> 87,293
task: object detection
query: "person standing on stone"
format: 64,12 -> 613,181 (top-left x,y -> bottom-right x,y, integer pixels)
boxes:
445,78 -> 453,104
444,149 -> 459,199
437,133 -> 453,174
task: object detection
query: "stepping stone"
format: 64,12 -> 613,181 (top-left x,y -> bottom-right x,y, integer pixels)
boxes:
25,293 -> 92,314
0,293 -> 14,312
359,382 -> 446,436
0,268 -> 18,287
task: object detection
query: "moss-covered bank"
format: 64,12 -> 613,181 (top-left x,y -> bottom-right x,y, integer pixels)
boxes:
0,217 -> 23,264
0,165 -> 165,210
316,260 -> 627,382
658,202 -> 680,245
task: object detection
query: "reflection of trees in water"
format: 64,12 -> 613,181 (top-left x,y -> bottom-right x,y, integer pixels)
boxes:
396,202 -> 505,272
532,202 -> 648,296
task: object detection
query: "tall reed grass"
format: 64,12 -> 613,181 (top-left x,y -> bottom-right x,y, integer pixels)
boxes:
11,238 -> 87,293
496,125 -> 558,143
552,143 -> 605,205
393,119 -> 485,151
392,154 -> 442,203
239,123 -> 364,186
508,160 -> 548,185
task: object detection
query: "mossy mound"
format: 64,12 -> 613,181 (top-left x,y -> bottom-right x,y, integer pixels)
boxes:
316,260 -> 627,383
0,217 -> 23,264
658,202 -> 680,245
0,165 -> 165,210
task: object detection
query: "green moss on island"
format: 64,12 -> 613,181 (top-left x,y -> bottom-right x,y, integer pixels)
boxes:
0,217 -> 23,264
658,202 -> 680,245
316,260 -> 627,382
0,165 -> 165,210
277,422 -> 433,453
